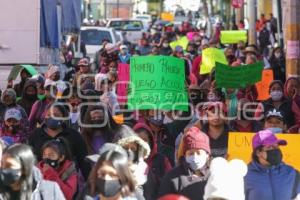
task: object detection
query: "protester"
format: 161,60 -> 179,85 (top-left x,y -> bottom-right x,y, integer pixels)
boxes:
0,108 -> 29,143
136,38 -> 151,56
244,129 -> 300,200
81,104 -> 119,155
37,138 -> 78,200
85,145 -> 137,200
263,109 -> 286,133
17,79 -> 38,116
201,102 -> 229,158
159,127 -> 210,200
29,81 -> 57,129
73,58 -> 92,88
118,45 -> 131,64
269,47 -> 286,83
255,80 -> 295,128
13,68 -> 32,97
133,123 -> 173,199
0,144 -> 65,199
28,103 -> 90,180
114,125 -> 152,200
159,39 -> 173,56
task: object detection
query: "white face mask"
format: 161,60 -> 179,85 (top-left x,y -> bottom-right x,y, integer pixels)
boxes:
275,52 -> 281,58
186,152 -> 208,171
270,90 -> 283,101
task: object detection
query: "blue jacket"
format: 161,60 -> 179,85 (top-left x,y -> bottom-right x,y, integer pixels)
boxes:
245,161 -> 300,200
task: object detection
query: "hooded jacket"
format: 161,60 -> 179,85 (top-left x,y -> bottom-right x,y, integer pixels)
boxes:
17,80 -> 38,116
0,166 -> 66,200
37,160 -> 78,200
244,161 -> 300,200
133,123 -> 172,174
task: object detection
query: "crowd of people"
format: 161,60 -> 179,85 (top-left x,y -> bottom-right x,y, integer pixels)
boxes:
0,14 -> 299,200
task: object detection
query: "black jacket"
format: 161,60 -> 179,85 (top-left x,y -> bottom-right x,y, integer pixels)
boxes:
262,97 -> 295,128
28,125 -> 90,179
158,160 -> 208,200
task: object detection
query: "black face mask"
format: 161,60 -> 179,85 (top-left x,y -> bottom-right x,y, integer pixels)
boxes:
96,178 -> 121,198
7,125 -> 19,135
45,118 -> 63,130
43,158 -> 60,168
190,90 -> 206,106
266,149 -> 282,166
0,169 -> 21,186
24,93 -> 37,101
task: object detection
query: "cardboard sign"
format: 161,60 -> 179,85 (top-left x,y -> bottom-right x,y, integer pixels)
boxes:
128,56 -> 188,111
215,62 -> 263,88
287,40 -> 300,59
170,36 -> 189,50
200,48 -> 228,75
255,69 -> 274,101
117,63 -> 130,103
220,30 -> 247,44
228,132 -> 300,171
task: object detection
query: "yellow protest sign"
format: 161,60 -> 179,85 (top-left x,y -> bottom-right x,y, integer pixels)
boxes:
228,132 -> 300,171
255,69 -> 274,101
220,30 -> 247,44
161,12 -> 174,21
170,36 -> 189,50
200,48 -> 228,75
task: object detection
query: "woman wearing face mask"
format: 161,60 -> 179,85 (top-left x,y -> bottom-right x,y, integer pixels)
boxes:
159,126 -> 211,200
114,125 -> 152,200
269,47 -> 286,83
255,80 -> 295,128
244,129 -> 300,200
29,82 -> 57,130
28,103 -> 90,180
0,108 -> 29,143
118,45 -> 131,64
0,144 -> 65,200
86,148 -> 137,200
17,79 -> 38,116
81,104 -> 120,155
38,138 -> 78,200
1,89 -> 29,128
159,39 -> 172,56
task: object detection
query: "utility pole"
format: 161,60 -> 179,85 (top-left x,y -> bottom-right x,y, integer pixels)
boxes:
276,0 -> 283,46
285,0 -> 300,77
247,0 -> 256,45
104,0 -> 107,19
117,0 -> 119,18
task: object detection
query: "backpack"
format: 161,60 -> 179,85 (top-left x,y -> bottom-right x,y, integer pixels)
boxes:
60,162 -> 85,200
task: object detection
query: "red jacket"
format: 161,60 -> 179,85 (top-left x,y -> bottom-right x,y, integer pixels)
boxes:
37,160 -> 78,200
192,55 -> 202,82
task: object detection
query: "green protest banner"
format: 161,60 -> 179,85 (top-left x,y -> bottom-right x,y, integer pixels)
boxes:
128,56 -> 188,111
220,30 -> 247,44
200,48 -> 228,75
170,36 -> 189,50
215,62 -> 264,89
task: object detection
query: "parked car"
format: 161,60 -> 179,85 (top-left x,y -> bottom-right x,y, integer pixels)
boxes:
106,19 -> 144,44
133,14 -> 152,31
80,26 -> 120,61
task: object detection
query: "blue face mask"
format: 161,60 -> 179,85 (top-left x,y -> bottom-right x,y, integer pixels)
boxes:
267,127 -> 283,134
45,117 -> 62,130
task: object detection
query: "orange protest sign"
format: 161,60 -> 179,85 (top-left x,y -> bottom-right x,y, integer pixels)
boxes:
255,69 -> 273,101
161,12 -> 174,21
228,132 -> 300,171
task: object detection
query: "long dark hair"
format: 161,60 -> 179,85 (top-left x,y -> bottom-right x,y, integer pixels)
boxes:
41,137 -> 73,161
88,150 -> 135,197
252,146 -> 264,163
81,104 -> 119,154
2,144 -> 35,200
